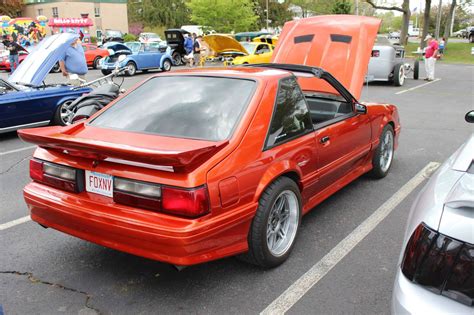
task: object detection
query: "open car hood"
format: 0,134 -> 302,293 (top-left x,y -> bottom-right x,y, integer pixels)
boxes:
103,42 -> 132,56
203,34 -> 248,55
8,33 -> 78,87
272,15 -> 381,100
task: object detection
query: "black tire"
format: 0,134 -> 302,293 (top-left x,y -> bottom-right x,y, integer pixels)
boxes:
92,57 -> 101,69
172,51 -> 182,66
101,69 -> 111,75
51,62 -> 61,73
368,124 -> 395,179
239,177 -> 302,268
413,60 -> 419,80
52,99 -> 74,126
469,34 -> 474,43
162,59 -> 172,72
126,61 -> 136,76
393,63 -> 405,86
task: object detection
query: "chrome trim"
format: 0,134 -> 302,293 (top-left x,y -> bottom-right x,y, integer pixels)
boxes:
0,120 -> 50,134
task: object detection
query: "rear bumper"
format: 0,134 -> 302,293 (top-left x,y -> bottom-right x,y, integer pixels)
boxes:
24,182 -> 256,266
391,270 -> 472,314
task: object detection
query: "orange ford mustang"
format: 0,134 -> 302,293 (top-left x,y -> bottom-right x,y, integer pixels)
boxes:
19,16 -> 400,268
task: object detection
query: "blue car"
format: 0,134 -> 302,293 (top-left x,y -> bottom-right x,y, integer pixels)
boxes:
100,41 -> 173,76
0,33 -> 91,133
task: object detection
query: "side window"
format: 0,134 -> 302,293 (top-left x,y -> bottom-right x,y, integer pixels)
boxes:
266,77 -> 313,148
256,44 -> 270,54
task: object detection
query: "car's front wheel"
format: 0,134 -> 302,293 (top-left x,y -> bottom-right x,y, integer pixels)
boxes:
172,51 -> 182,66
368,124 -> 395,179
413,60 -> 419,80
240,177 -> 301,268
93,57 -> 101,69
126,61 -> 137,76
101,69 -> 111,75
52,99 -> 75,126
51,62 -> 61,73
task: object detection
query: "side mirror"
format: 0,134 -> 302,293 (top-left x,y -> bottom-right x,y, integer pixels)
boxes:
355,103 -> 367,114
465,110 -> 474,123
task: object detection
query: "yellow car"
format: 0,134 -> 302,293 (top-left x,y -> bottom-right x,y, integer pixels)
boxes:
202,34 -> 276,65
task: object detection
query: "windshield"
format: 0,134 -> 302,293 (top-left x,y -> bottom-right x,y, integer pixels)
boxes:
240,42 -> 256,54
90,76 -> 256,141
125,42 -> 141,53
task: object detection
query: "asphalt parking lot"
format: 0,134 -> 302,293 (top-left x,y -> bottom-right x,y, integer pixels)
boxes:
1,62 -> 473,315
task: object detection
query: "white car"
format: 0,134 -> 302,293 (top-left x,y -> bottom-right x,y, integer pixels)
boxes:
138,32 -> 162,43
391,110 -> 474,313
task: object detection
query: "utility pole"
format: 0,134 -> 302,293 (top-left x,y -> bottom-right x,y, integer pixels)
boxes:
355,0 -> 359,15
435,0 -> 442,38
266,0 -> 269,31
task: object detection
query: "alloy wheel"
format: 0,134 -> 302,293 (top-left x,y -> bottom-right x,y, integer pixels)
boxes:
380,130 -> 394,172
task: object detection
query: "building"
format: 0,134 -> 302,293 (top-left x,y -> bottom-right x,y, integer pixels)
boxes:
22,0 -> 128,39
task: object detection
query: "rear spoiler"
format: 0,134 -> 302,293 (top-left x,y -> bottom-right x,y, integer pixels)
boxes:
18,126 -> 228,172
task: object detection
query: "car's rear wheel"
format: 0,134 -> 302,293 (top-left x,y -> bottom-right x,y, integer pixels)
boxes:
162,59 -> 172,72
101,69 -> 111,75
51,62 -> 61,73
368,124 -> 395,179
413,60 -> 419,80
172,51 -> 182,66
93,57 -> 101,69
126,61 -> 136,76
52,99 -> 75,126
239,177 -> 301,268
469,34 -> 474,43
393,63 -> 405,86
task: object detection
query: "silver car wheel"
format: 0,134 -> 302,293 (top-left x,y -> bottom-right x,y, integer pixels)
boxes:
266,190 -> 299,257
59,100 -> 74,125
380,130 -> 394,172
399,66 -> 405,85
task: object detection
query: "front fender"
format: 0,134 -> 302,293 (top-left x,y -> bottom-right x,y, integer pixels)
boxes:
365,103 -> 401,149
159,54 -> 173,68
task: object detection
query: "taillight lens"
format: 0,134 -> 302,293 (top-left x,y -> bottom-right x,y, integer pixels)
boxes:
29,159 -> 83,193
401,223 -> 474,306
371,50 -> 380,57
113,177 -> 210,218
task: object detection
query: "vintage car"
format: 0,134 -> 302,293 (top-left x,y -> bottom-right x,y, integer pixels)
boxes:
164,29 -> 190,66
234,31 -> 272,42
100,41 -> 173,76
19,16 -> 400,268
366,35 -> 419,86
0,33 -> 91,133
102,29 -> 124,43
202,34 -> 274,65
392,111 -> 474,313
82,43 -> 109,69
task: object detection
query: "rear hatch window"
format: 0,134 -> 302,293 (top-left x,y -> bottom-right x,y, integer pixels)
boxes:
90,76 -> 256,141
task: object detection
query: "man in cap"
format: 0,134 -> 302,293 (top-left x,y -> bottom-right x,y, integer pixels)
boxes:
423,35 -> 438,81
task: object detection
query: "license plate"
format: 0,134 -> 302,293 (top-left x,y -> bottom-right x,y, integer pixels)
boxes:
85,171 -> 113,198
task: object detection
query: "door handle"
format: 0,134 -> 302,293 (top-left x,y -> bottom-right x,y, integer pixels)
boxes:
320,136 -> 330,144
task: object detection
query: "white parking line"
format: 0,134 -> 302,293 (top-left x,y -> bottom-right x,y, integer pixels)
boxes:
260,162 -> 440,315
0,216 -> 31,231
395,78 -> 441,95
0,145 -> 37,157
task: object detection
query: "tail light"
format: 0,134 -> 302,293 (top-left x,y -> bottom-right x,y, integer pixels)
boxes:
29,159 -> 84,193
371,50 -> 380,57
113,177 -> 210,218
401,223 -> 474,306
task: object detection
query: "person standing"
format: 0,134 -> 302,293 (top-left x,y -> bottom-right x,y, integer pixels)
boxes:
183,34 -> 194,67
193,34 -> 203,67
438,37 -> 446,59
2,35 -> 26,73
59,37 -> 88,86
423,35 -> 438,81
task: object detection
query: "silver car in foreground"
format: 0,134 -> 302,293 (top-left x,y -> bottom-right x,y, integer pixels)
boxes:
391,110 -> 474,314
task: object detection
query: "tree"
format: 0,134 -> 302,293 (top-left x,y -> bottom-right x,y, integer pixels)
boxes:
289,0 -> 334,17
420,0 -> 432,49
254,0 -> 293,29
187,0 -> 258,33
0,0 -> 24,17
366,0 -> 411,45
128,0 -> 190,29
332,0 -> 352,14
443,0 -> 456,46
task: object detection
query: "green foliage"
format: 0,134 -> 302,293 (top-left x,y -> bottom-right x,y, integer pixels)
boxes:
290,0 -> 334,17
376,11 -> 403,33
187,0 -> 259,33
90,36 -> 97,44
128,0 -> 191,29
123,34 -> 137,42
254,0 -> 293,29
331,0 -> 352,14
